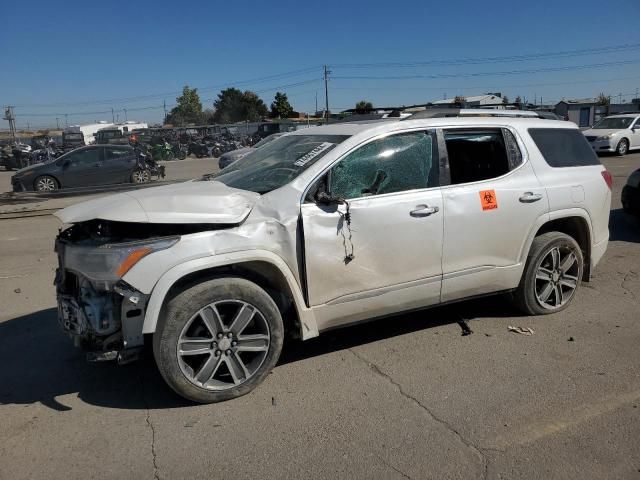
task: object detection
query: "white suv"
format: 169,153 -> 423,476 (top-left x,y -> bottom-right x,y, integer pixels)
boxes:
55,117 -> 612,403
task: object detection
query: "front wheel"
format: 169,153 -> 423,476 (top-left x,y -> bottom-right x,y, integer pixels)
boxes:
616,138 -> 629,156
153,277 -> 284,403
131,169 -> 150,184
34,175 -> 59,192
513,232 -> 584,315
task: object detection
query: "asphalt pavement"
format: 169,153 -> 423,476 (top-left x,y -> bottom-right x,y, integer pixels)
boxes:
0,154 -> 638,480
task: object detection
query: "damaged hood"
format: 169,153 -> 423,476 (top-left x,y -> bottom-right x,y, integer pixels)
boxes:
55,180 -> 261,224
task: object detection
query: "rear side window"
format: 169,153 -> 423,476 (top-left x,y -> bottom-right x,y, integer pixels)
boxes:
444,128 -> 523,185
528,128 -> 600,167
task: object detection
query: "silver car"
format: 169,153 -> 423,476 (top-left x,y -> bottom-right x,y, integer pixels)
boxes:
54,117 -> 611,403
582,114 -> 640,155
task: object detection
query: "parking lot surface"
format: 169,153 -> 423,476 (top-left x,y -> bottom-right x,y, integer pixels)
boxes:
0,154 -> 638,479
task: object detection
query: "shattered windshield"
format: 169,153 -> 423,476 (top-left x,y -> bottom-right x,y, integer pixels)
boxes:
208,134 -> 350,193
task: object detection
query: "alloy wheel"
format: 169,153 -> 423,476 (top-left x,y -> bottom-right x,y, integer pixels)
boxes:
36,177 -> 56,191
177,300 -> 271,390
534,246 -> 580,310
133,170 -> 150,183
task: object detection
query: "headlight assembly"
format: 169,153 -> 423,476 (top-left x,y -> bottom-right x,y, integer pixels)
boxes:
596,134 -> 612,141
63,237 -> 179,282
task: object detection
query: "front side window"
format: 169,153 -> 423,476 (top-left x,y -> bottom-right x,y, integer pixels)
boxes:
211,134 -> 350,193
592,117 -> 633,129
444,128 -> 522,185
68,148 -> 101,166
330,131 -> 436,200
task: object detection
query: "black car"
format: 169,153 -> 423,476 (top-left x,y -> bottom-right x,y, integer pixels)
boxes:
11,145 -> 157,192
622,168 -> 640,217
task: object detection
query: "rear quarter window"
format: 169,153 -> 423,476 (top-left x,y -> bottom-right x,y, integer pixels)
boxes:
528,128 -> 600,167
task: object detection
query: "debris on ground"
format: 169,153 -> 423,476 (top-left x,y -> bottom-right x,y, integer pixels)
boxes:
13,288 -> 21,294
457,319 -> 473,336
508,325 -> 535,336
568,337 -> 575,342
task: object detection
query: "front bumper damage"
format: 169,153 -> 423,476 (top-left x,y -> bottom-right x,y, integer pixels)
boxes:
55,238 -> 149,364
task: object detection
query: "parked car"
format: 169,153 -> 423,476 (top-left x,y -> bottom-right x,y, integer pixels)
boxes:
11,145 -> 159,192
582,114 -> 640,155
218,132 -> 286,169
53,117 -> 611,403
622,168 -> 640,217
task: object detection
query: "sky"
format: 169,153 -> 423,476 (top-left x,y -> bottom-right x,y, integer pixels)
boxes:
1,0 -> 639,129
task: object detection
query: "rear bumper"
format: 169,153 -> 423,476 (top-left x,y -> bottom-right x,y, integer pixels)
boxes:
591,236 -> 608,272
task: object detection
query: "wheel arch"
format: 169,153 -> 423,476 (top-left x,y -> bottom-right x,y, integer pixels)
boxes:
141,252 -> 318,340
528,211 -> 592,281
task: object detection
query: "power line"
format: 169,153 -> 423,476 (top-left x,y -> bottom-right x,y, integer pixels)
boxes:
333,59 -> 640,81
332,43 -> 640,69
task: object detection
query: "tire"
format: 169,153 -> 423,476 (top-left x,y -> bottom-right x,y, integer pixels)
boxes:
616,138 -> 629,156
178,151 -> 187,160
131,169 -> 150,184
34,175 -> 59,192
513,232 -> 584,316
153,277 -> 284,403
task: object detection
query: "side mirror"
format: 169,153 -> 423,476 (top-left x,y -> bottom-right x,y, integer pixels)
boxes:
316,191 -> 345,205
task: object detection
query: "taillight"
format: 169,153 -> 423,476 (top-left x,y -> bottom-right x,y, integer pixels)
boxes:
601,170 -> 612,190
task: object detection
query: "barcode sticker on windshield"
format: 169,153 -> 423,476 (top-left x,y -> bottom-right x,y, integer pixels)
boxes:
294,142 -> 334,167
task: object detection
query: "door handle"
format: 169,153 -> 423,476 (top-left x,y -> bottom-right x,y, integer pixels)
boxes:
519,192 -> 543,203
410,204 -> 439,217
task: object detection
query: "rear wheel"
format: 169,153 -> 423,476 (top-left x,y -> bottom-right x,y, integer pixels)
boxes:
153,277 -> 284,403
513,232 -> 583,315
616,138 -> 629,156
34,175 -> 59,192
131,169 -> 150,184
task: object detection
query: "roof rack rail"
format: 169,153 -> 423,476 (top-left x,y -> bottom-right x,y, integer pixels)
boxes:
405,108 -> 542,120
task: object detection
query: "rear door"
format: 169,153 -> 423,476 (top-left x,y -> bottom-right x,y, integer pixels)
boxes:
439,127 -> 549,301
104,146 -> 137,183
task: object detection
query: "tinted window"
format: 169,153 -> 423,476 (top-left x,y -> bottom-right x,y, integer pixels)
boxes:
330,131 -> 436,200
68,148 -> 101,166
528,128 -> 600,167
444,128 -> 521,184
591,117 -> 633,129
105,147 -> 132,160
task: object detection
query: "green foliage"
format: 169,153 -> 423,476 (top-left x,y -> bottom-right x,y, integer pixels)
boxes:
596,93 -> 610,106
453,96 -> 466,105
213,88 -> 269,123
514,95 -> 522,104
502,95 -> 509,104
355,100 -> 374,114
270,92 -> 294,119
166,86 -> 203,126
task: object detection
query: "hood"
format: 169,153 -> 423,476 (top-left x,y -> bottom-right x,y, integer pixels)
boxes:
582,128 -> 623,137
14,160 -> 54,175
55,180 -> 260,224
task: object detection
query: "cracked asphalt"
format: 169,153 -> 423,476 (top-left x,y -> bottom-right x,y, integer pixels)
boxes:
0,154 -> 638,480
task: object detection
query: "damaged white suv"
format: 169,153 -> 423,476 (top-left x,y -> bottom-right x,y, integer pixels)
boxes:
55,117 -> 612,403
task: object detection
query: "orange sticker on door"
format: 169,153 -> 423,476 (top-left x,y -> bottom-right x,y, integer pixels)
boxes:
479,190 -> 498,210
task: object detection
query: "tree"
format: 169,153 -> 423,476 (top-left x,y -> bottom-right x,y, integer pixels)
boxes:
502,95 -> 509,104
213,88 -> 269,123
514,95 -> 522,105
165,86 -> 203,125
355,100 -> 374,114
596,93 -> 610,106
453,95 -> 466,105
270,92 -> 293,118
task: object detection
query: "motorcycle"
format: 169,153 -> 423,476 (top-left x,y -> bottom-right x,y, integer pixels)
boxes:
133,146 -> 165,181
149,141 -> 175,161
187,140 -> 209,158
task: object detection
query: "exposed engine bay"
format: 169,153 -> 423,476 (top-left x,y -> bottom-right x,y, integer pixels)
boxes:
55,219 -> 221,363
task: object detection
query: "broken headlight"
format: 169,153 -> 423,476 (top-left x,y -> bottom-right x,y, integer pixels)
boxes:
63,237 -> 179,282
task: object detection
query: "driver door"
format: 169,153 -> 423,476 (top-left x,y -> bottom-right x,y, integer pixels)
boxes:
60,147 -> 104,187
301,130 -> 444,330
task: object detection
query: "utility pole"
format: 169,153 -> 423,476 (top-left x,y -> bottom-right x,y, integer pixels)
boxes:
323,65 -> 331,124
619,92 -> 622,104
123,108 -> 127,122
111,108 -> 115,123
3,106 -> 17,143
315,91 -> 318,116
56,117 -> 60,129
64,113 -> 68,127
116,113 -> 119,122
163,99 -> 167,123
